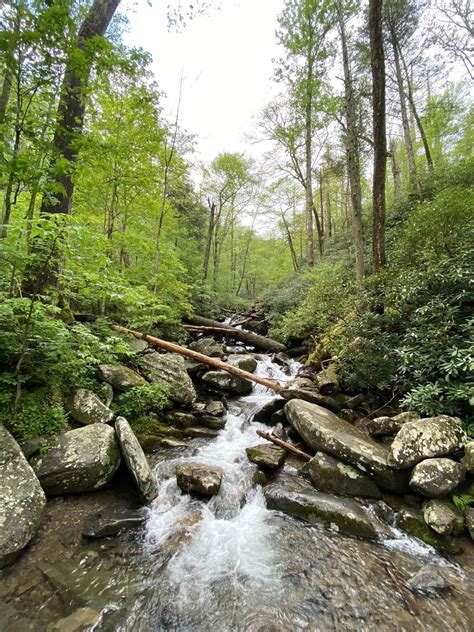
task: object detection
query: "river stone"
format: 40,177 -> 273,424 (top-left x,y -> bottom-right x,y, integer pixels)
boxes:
46,607 -> 102,632
461,442 -> 474,473
422,499 -> 465,536
281,388 -> 342,412
407,564 -> 453,594
205,400 -> 226,416
66,388 -> 114,425
189,337 -> 225,357
0,425 -> 46,568
366,411 -> 421,437
264,476 -> 379,540
253,398 -> 286,423
139,352 -> 197,404
285,400 -> 409,493
176,462 -> 223,496
30,424 -> 121,496
115,417 -> 158,503
198,415 -> 226,430
409,458 -> 464,497
226,353 -> 258,373
165,411 -> 198,428
82,507 -> 146,538
305,451 -> 381,498
395,506 -> 462,554
97,364 -> 147,391
202,370 -> 253,395
246,444 -> 286,470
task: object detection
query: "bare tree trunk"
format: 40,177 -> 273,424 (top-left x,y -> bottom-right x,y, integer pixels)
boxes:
369,0 -> 387,273
202,198 -> 215,279
305,64 -> 315,267
390,138 -> 402,202
281,214 -> 299,272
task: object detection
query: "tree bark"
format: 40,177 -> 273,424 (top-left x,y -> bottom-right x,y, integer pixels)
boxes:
390,138 -> 402,202
203,198 -> 215,279
369,0 -> 387,273
305,47 -> 315,267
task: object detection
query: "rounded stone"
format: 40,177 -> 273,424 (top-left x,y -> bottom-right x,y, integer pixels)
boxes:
409,458 -> 464,497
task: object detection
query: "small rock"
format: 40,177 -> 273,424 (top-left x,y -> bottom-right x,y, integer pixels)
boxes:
407,564 -> 452,594
128,338 -> 149,353
252,398 -> 286,423
198,415 -> 226,430
98,364 -> 147,391
246,444 -> 286,470
201,370 -> 252,395
388,415 -> 467,469
115,417 -> 158,503
164,411 -> 198,428
176,462 -> 222,496
226,353 -> 258,373
46,607 -> 102,632
422,499 -> 464,536
205,400 -> 226,416
305,451 -> 381,498
82,507 -> 146,538
409,458 -> 464,497
189,337 -> 225,357
461,442 -> 474,474
66,388 -> 114,425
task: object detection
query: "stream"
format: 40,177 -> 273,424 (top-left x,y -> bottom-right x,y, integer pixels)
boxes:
1,356 -> 473,631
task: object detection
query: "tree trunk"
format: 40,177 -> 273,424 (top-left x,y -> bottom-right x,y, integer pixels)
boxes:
305,51 -> 315,267
390,138 -> 402,202
203,198 -> 215,280
369,0 -> 387,273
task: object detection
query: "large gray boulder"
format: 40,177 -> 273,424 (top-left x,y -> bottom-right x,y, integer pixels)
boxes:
188,337 -> 225,357
422,499 -> 465,536
0,425 -> 46,568
139,352 -> 196,404
226,353 -> 258,373
305,451 -> 381,498
30,424 -> 121,496
366,411 -> 421,437
115,417 -> 158,503
98,364 -> 147,391
66,388 -> 114,425
264,476 -> 379,540
461,442 -> 474,474
388,415 -> 467,469
285,400 -> 408,492
201,370 -> 253,395
176,462 -> 222,496
409,458 -> 464,497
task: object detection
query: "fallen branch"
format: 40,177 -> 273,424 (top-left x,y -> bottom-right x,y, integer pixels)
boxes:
111,324 -> 284,393
383,562 -> 419,617
256,430 -> 312,460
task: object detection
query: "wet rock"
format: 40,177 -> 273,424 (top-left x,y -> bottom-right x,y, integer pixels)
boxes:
407,564 -> 452,594
198,415 -> 226,430
461,441 -> 474,473
176,462 -> 222,496
46,607 -> 102,632
252,398 -> 286,423
305,452 -> 381,499
30,424 -> 121,496
246,444 -> 286,470
137,434 -> 189,452
388,415 -> 467,469
201,370 -> 253,395
139,352 -> 197,404
115,417 -> 158,503
270,409 -> 287,425
164,411 -> 198,428
205,400 -> 226,416
395,506 -> 462,554
409,458 -> 464,497
66,388 -> 114,425
281,388 -> 342,412
226,353 -> 258,373
285,400 -> 409,493
182,426 -> 219,439
465,507 -> 474,539
0,425 -> 46,568
264,476 -> 379,540
128,337 -> 149,353
82,507 -> 146,538
422,499 -> 464,536
97,364 -> 147,391
189,337 -> 225,357
366,412 -> 420,437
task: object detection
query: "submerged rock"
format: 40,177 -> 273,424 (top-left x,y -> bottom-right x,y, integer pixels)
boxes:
97,364 -> 147,391
0,425 -> 46,568
285,400 -> 409,493
395,506 -> 462,554
30,424 -> 121,496
189,337 -> 225,357
115,417 -> 158,503
422,499 -> 464,536
176,462 -> 222,496
82,507 -> 146,538
253,398 -> 286,423
201,370 -> 253,395
388,415 -> 467,469
246,444 -> 286,470
66,388 -> 114,425
409,458 -> 464,497
139,353 -> 197,404
226,353 -> 258,373
264,476 -> 379,540
305,451 -> 381,498
46,607 -> 102,632
407,564 -> 453,594
366,411 -> 420,437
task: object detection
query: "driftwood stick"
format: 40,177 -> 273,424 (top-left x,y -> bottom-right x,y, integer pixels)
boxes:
256,430 -> 312,460
383,562 -> 419,617
111,324 -> 284,393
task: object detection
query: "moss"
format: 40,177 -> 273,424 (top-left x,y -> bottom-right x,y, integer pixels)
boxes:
396,510 -> 463,555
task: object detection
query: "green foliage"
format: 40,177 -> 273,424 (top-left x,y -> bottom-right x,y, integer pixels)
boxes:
452,494 -> 474,512
113,383 -> 170,420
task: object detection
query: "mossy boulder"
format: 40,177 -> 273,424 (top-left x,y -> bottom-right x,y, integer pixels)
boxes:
201,370 -> 253,395
176,462 -> 222,496
246,444 -> 286,470
409,458 -> 464,497
305,451 -> 381,499
395,507 -> 462,555
66,388 -> 114,425
98,364 -> 147,392
366,411 -> 421,437
139,353 -> 197,405
422,499 -> 465,536
226,354 -> 258,373
461,442 -> 474,474
188,337 -> 225,357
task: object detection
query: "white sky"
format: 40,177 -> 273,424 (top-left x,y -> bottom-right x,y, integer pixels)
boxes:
123,0 -> 285,164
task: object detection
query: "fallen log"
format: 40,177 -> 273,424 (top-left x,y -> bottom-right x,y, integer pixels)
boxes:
111,324 -> 284,393
256,430 -> 312,461
186,314 -> 286,353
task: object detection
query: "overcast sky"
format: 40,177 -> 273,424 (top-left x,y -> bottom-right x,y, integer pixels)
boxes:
123,0 -> 284,164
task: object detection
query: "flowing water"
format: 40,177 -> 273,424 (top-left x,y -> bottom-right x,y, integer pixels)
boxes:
2,356 -> 473,631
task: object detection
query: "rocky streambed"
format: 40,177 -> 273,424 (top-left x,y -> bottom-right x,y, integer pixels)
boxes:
1,336 -> 473,631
